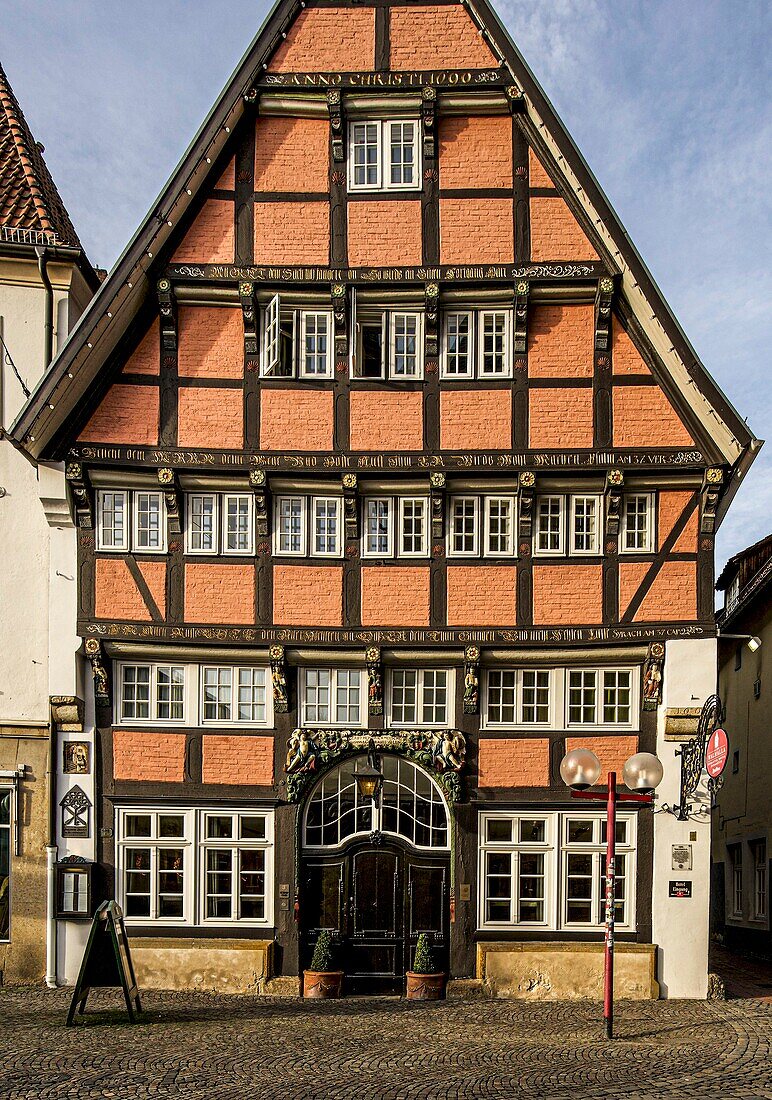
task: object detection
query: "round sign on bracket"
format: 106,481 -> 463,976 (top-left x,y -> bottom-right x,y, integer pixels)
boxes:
705,728 -> 729,778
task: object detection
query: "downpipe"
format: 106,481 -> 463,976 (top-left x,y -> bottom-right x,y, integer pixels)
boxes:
35,245 -> 54,369
45,708 -> 57,988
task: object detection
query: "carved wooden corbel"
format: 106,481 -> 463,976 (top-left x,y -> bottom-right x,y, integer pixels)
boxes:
506,85 -> 525,113
366,646 -> 383,716
421,87 -> 436,161
701,467 -> 724,535
463,645 -> 480,715
327,90 -> 345,163
430,472 -> 446,541
240,281 -> 258,357
157,467 -> 182,538
642,641 -> 665,711
518,471 -> 535,539
514,280 -> 529,355
425,282 -> 440,359
331,283 -> 348,365
65,460 -> 93,529
342,474 -> 358,541
249,468 -> 269,538
84,639 -> 110,709
594,276 -> 614,352
270,644 -> 288,714
605,468 -> 624,541
156,278 -> 177,353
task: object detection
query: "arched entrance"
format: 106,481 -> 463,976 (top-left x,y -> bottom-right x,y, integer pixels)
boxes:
301,754 -> 451,994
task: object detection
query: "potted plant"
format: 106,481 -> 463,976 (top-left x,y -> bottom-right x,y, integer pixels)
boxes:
406,933 -> 446,1000
303,930 -> 344,999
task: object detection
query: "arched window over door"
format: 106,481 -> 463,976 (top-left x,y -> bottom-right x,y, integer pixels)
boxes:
303,755 -> 449,851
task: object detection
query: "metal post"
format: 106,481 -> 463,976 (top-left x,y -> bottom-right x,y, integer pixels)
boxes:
604,771 -> 616,1040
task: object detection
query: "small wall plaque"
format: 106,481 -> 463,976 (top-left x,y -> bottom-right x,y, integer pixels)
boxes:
669,880 -> 692,898
459,884 -> 471,902
671,844 -> 692,871
63,742 -> 90,774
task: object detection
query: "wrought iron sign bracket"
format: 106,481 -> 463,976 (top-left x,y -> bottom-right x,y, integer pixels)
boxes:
671,694 -> 723,820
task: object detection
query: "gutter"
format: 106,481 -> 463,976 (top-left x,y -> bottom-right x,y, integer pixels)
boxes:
45,705 -> 58,988
35,246 -> 54,369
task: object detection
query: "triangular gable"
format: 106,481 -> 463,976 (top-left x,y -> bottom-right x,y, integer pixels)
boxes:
10,0 -> 757,488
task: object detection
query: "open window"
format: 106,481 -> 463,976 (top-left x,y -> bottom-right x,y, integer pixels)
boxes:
261,294 -> 333,378
352,308 -> 423,380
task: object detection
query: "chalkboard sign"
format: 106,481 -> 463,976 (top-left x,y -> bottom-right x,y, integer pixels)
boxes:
66,901 -> 142,1025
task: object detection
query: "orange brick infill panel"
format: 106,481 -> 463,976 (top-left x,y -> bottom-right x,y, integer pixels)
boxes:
613,387 -> 694,448
255,117 -> 330,192
529,196 -> 600,263
95,558 -> 157,621
478,738 -> 551,788
178,307 -> 244,379
122,320 -> 159,376
528,388 -> 594,449
528,147 -> 555,190
113,730 -> 185,783
612,316 -> 651,376
528,305 -> 594,378
532,564 -> 603,625
446,566 -> 516,626
259,389 -> 333,451
619,560 -> 697,623
361,567 -> 430,627
349,391 -> 423,451
216,158 -> 236,190
389,5 -> 497,69
658,491 -> 699,553
440,390 -> 511,450
439,198 -> 514,265
565,736 -> 639,779
177,387 -> 244,449
267,8 -> 374,72
78,384 -> 159,446
202,735 -> 274,786
273,565 -> 344,626
347,201 -> 422,267
185,563 -> 255,625
137,560 -> 167,618
254,201 -> 329,265
171,199 -> 234,265
438,117 -> 513,189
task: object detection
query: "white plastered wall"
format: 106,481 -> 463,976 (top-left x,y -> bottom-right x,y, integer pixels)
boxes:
652,638 -> 716,998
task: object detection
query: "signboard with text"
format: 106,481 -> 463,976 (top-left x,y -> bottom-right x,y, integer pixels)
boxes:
705,728 -> 729,778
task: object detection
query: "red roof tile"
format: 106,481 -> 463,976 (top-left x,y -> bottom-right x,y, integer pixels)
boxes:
0,61 -> 81,248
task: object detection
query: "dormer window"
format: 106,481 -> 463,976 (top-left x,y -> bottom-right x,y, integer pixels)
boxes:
348,120 -> 421,192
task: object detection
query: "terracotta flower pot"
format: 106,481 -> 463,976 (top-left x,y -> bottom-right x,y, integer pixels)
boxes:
303,969 -> 344,998
406,971 -> 446,1000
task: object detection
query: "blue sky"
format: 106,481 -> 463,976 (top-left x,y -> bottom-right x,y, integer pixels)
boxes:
2,0 -> 769,571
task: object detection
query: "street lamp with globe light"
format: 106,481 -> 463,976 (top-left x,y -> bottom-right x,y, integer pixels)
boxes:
560,747 -> 663,1040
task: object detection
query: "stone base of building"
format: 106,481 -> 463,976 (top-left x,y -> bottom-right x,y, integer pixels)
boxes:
130,938 -> 274,995
475,941 -> 659,1000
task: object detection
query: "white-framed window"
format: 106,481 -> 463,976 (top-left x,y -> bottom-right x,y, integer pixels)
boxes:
485,669 -> 551,727
534,494 -> 603,558
97,490 -> 166,553
116,663 -> 271,727
300,669 -> 366,727
483,667 -> 638,731
362,497 -> 394,558
479,811 -> 637,931
399,497 -> 429,557
184,493 -> 254,556
571,495 -> 601,555
273,495 -> 342,559
0,787 -> 10,941
201,667 -> 269,725
116,807 -> 274,927
348,119 -> 421,192
621,493 -> 655,554
752,840 -> 767,921
729,844 -> 743,917
352,310 -> 424,379
388,669 -> 452,727
440,310 -> 513,379
449,496 -> 479,557
261,297 -> 333,378
200,810 -> 273,924
485,496 -> 516,557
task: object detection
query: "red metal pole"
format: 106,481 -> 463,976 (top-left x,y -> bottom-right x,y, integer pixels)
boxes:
604,771 -> 616,1040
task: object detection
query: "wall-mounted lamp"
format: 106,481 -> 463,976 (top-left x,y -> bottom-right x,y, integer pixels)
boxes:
719,631 -> 762,652
352,739 -> 383,802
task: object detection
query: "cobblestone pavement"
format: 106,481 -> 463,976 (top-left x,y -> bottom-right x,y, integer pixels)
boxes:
1,988 -> 771,1100
712,943 -> 772,1002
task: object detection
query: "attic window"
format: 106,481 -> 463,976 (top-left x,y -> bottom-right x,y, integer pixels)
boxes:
348,120 -> 421,193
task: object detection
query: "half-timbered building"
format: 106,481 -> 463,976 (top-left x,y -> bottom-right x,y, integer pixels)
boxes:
11,0 -> 758,997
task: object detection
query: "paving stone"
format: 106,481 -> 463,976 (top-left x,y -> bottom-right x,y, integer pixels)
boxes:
0,988 -> 770,1099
